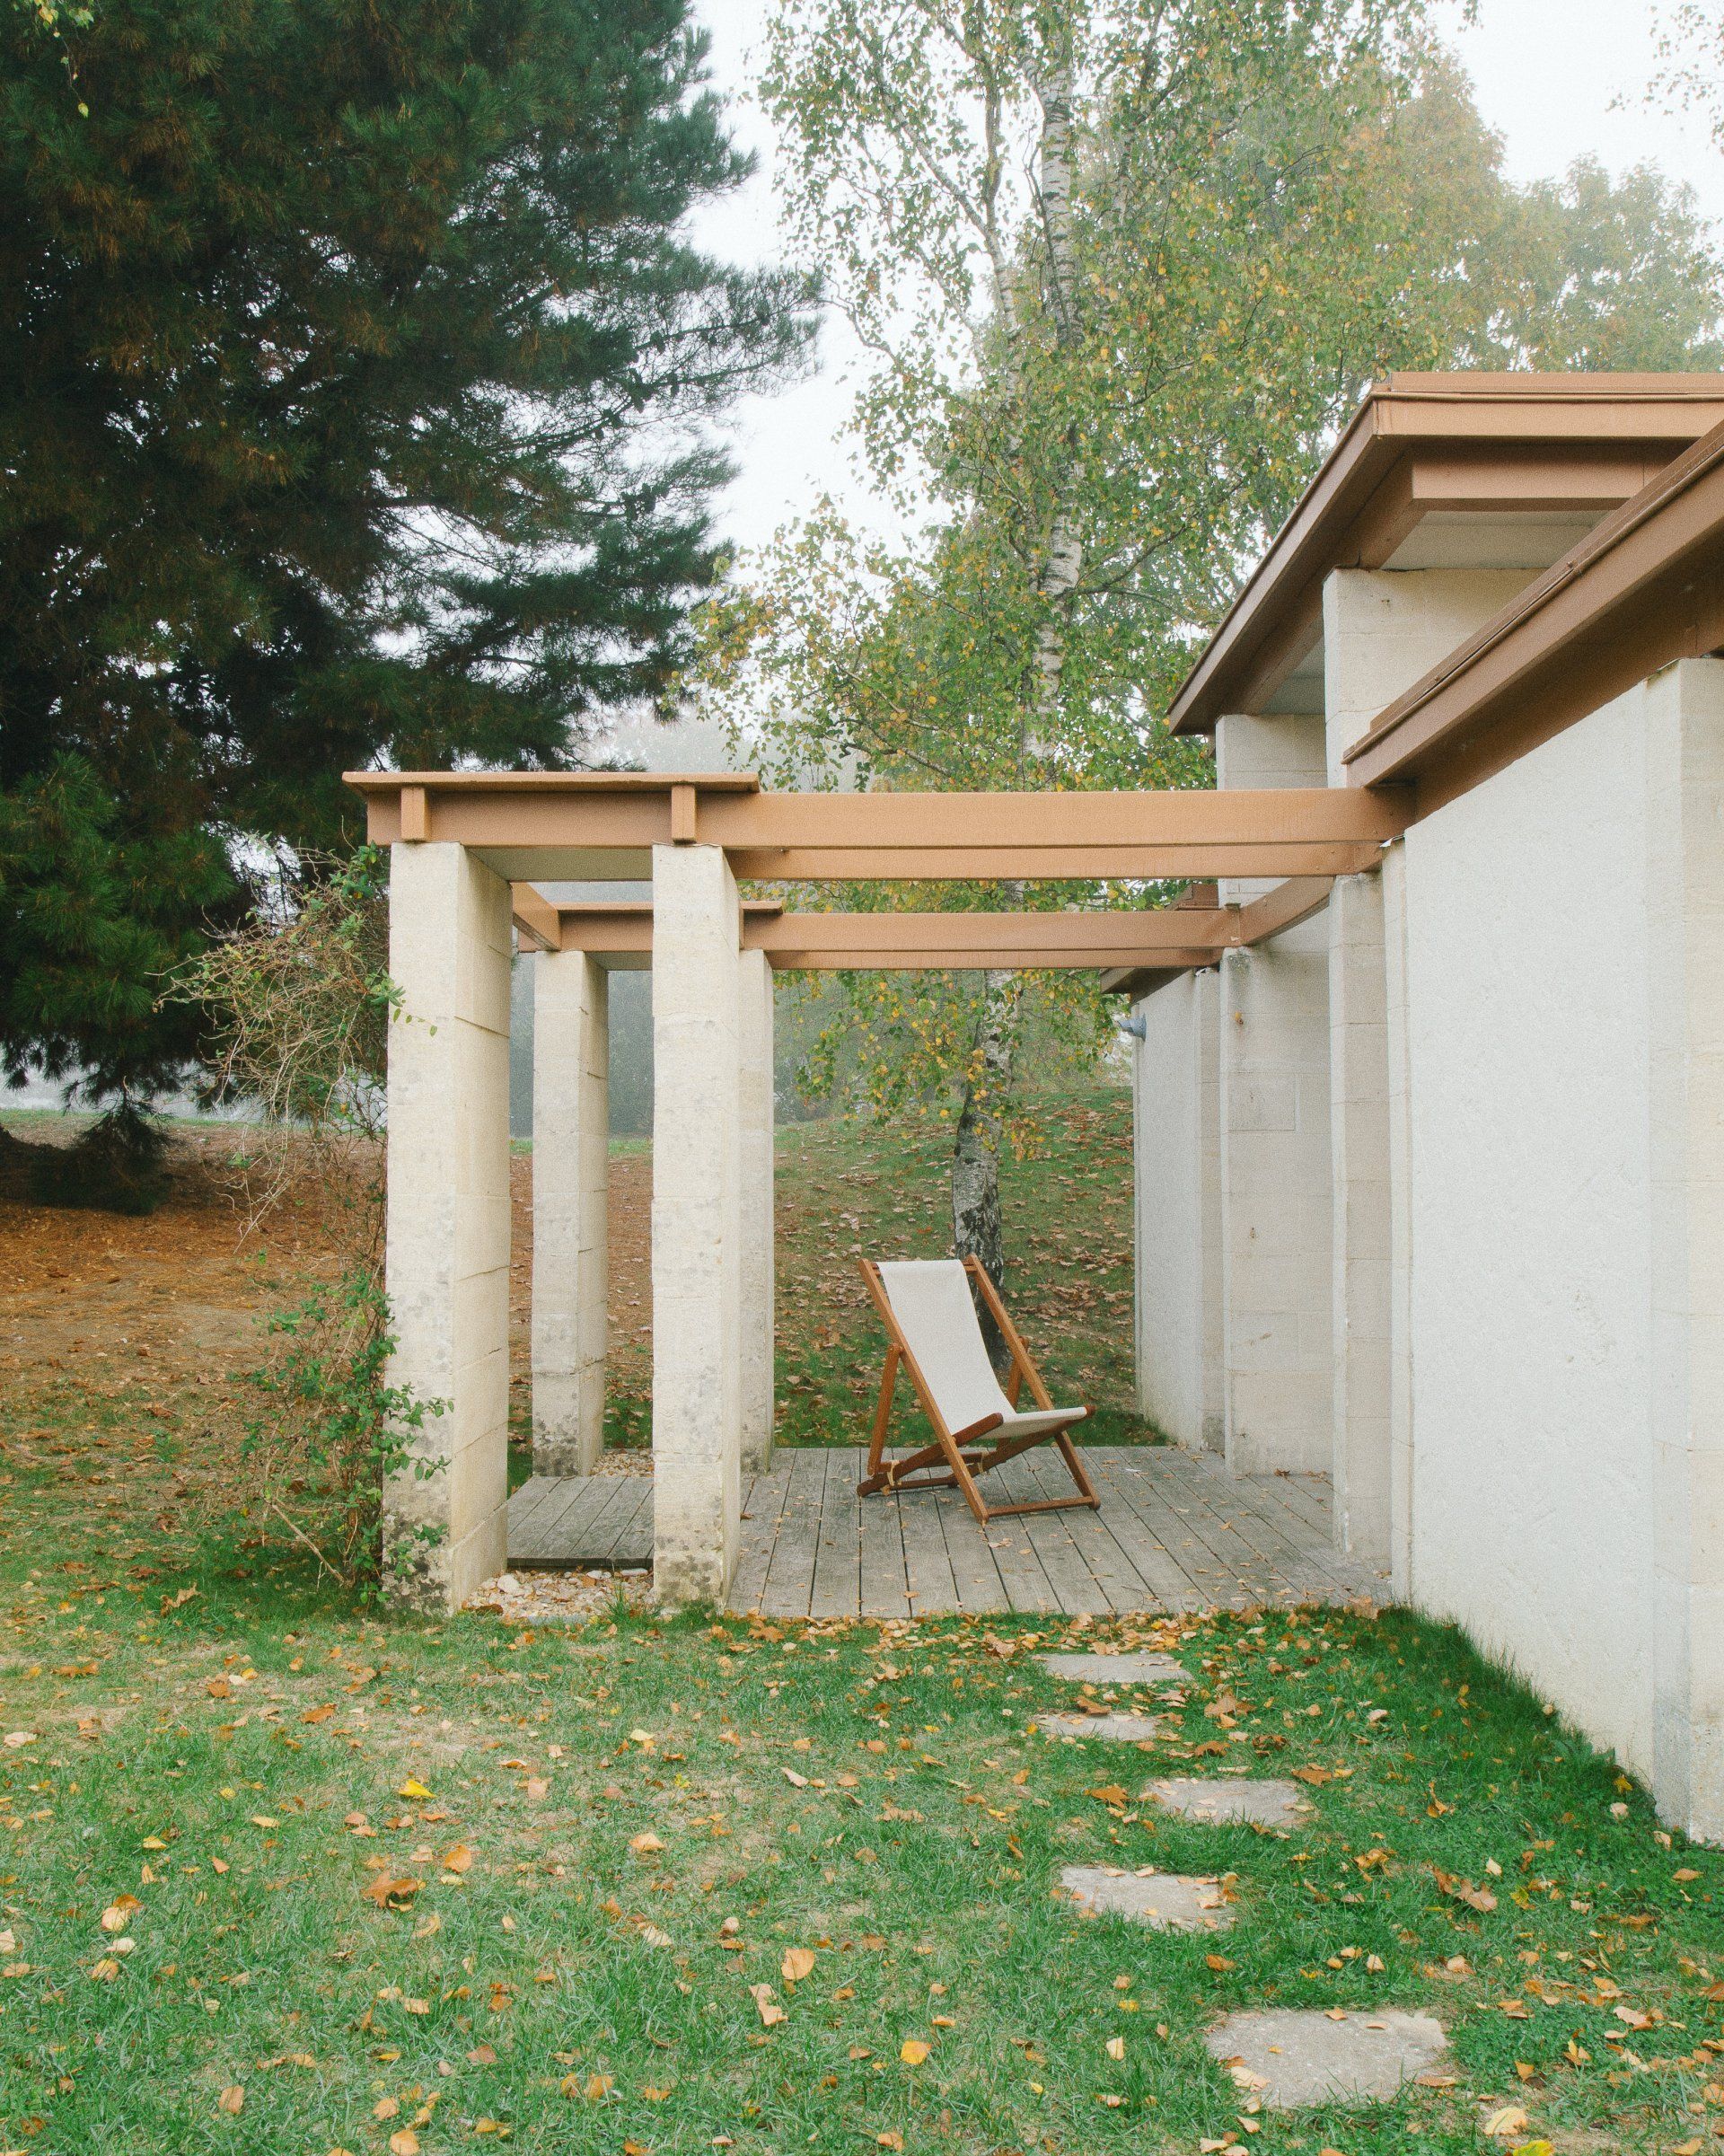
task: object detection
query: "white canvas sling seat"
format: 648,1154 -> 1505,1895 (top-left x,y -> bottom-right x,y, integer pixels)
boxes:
857,1255 -> 1099,1525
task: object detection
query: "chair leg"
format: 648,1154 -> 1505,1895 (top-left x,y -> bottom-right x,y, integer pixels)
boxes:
1054,1429 -> 1101,1508
862,1346 -> 899,1485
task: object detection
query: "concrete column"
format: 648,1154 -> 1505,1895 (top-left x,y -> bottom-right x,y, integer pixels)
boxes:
738,948 -> 776,1474
1131,970 -> 1223,1448
1216,710 -> 1333,1473
531,950 -> 608,1476
1646,656 -> 1724,1843
650,843 -> 743,1605
1328,870 -> 1391,1564
382,842 -> 512,1609
1322,568 -> 1531,1566
1381,838 -> 1415,1602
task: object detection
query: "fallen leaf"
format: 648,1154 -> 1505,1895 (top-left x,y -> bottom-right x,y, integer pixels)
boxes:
442,1844 -> 473,1874
100,1896 -> 141,1933
876,2135 -> 903,2151
749,1984 -> 785,2028
361,1876 -> 422,1909
629,1833 -> 664,1856
301,1704 -> 335,1723
1104,2036 -> 1125,2061
2,1732 -> 38,1750
1481,2106 -> 1529,2138
217,2086 -> 244,2116
781,1947 -> 815,1983
388,2133 -> 419,2156
397,1779 -> 432,1800
899,2039 -> 930,2065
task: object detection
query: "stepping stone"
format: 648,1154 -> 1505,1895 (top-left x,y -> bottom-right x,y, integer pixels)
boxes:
1206,2007 -> 1447,2108
1040,1652 -> 1189,1685
1059,1866 -> 1235,1932
1040,1710 -> 1161,1741
1143,1777 -> 1306,1827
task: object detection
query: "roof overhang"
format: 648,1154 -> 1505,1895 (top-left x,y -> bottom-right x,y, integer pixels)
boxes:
1166,373 -> 1724,738
1341,416 -> 1724,804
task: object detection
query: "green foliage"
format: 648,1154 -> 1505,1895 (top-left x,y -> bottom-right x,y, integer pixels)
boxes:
243,1260 -> 446,1596
22,1096 -> 171,1213
697,0 -> 1724,1175
0,0 -> 812,1098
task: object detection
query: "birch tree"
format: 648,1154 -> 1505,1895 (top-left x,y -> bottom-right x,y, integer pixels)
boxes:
700,0 -> 1723,1299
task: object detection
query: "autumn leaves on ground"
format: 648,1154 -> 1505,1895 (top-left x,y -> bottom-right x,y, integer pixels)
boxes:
3,1100 -> 1723,2155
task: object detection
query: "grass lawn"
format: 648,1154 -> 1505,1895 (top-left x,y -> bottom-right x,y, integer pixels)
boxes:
4,1097 -> 1723,2154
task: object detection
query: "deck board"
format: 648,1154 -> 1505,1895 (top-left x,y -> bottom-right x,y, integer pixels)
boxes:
505,1447 -> 1387,1615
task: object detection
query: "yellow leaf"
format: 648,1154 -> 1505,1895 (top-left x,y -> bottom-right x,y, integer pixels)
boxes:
899,2038 -> 930,2066
781,1947 -> 815,1982
441,1844 -> 473,1873
100,1896 -> 141,1933
388,2134 -> 419,2156
629,1833 -> 664,1856
397,1779 -> 433,1800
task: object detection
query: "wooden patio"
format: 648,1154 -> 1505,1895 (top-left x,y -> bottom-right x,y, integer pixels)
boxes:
506,1447 -> 1384,1619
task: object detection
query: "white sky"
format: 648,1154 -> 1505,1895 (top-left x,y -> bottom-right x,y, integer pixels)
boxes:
690,0 -> 1724,555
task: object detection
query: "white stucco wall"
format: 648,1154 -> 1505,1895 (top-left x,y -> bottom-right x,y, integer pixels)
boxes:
1403,684 -> 1656,1777
1132,970 -> 1222,1448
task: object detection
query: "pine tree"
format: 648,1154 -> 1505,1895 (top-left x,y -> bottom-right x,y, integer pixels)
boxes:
0,0 -> 810,1108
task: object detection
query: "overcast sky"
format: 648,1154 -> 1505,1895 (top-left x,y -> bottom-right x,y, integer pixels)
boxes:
690,0 -> 1724,556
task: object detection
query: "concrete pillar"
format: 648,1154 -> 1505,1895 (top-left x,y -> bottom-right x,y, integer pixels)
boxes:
738,948 -> 776,1474
1381,838 -> 1415,1602
1321,568 -> 1532,1565
1328,871 -> 1391,1563
650,843 -> 743,1605
531,950 -> 608,1476
382,842 -> 513,1608
1131,970 -> 1223,1449
1216,710 -> 1333,1473
1646,656 -> 1724,1843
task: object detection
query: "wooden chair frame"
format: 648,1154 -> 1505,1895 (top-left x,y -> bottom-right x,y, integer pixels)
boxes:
857,1255 -> 1100,1526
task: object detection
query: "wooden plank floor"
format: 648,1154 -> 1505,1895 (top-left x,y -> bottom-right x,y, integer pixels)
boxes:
506,1448 -> 1385,1615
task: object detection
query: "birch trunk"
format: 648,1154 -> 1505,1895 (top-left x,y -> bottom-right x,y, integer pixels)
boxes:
948,43 -> 1082,1332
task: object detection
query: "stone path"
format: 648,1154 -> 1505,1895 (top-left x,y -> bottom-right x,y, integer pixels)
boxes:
1037,1645 -> 1449,2124
1039,1709 -> 1161,1741
1143,1776 -> 1306,1827
1206,2006 -> 1448,2107
1059,1866 -> 1235,1932
1037,1650 -> 1190,1684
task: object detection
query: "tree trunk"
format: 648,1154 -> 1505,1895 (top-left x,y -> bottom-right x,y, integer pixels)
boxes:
952,967 -> 1018,1364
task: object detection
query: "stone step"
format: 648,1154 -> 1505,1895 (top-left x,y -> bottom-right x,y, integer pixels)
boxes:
1142,1776 -> 1306,1827
1039,1651 -> 1190,1684
1039,1711 -> 1162,1741
1058,1866 -> 1234,1931
1207,2007 -> 1447,2107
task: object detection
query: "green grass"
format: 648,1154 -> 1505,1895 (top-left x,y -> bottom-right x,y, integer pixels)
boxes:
2,1393 -> 1721,2155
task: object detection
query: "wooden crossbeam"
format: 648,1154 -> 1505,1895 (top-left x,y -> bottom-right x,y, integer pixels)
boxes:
512,889 -> 1338,972
350,771 -> 1407,880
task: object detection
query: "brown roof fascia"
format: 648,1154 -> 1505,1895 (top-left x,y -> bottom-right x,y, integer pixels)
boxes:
1165,373 -> 1724,739
1341,416 -> 1724,801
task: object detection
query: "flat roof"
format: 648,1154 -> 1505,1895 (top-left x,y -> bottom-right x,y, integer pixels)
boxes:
1342,414 -> 1724,801
1165,373 -> 1724,737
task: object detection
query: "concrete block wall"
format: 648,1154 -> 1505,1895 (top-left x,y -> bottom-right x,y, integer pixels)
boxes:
1645,658 -> 1724,1842
383,842 -> 513,1608
1131,969 -> 1223,1448
531,950 -> 608,1475
650,844 -> 743,1605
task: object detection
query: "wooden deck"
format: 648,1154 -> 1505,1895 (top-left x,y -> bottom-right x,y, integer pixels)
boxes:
506,1447 -> 1384,1617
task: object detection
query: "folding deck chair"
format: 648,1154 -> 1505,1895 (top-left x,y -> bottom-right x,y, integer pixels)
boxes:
857,1256 -> 1099,1526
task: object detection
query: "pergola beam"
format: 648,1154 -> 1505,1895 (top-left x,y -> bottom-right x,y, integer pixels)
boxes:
510,889 -> 1335,973
349,771 -> 1407,880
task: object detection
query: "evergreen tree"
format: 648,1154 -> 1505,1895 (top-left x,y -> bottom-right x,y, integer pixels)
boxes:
0,0 -> 810,1107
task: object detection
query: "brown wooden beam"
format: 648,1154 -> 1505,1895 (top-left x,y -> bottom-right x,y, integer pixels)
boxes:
353,773 -> 1407,865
